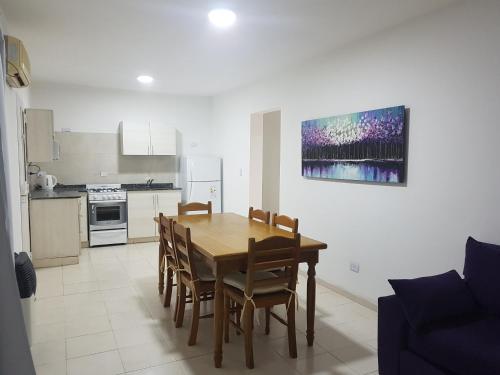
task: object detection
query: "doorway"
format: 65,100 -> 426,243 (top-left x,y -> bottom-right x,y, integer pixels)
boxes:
249,109 -> 281,214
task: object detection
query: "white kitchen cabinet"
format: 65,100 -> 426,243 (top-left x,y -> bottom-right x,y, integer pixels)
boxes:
149,123 -> 177,155
25,109 -> 54,162
127,191 -> 156,239
156,190 -> 181,216
127,190 -> 181,240
79,194 -> 88,244
120,121 -> 176,156
120,121 -> 150,155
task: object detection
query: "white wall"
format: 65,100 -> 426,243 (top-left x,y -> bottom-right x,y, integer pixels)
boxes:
262,111 -> 281,214
1,9 -> 31,253
30,83 -> 213,156
212,0 -> 500,304
2,86 -> 30,253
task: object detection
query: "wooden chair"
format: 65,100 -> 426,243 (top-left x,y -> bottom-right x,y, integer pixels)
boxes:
265,213 -> 299,332
178,201 -> 212,215
159,213 -> 178,311
248,206 -> 270,224
223,234 -> 301,369
172,222 -> 215,346
272,213 -> 299,233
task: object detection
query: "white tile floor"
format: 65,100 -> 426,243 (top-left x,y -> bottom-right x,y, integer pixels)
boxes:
31,243 -> 379,375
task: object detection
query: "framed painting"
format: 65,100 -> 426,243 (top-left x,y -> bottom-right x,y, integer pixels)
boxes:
302,105 -> 406,183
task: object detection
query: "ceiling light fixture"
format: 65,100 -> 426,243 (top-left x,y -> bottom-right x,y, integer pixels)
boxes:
208,9 -> 236,28
137,75 -> 154,84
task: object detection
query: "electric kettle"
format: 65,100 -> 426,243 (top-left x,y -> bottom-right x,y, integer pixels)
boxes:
36,172 -> 58,190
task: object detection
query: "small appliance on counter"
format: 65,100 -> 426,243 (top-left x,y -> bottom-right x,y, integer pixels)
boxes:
87,184 -> 128,247
34,172 -> 57,190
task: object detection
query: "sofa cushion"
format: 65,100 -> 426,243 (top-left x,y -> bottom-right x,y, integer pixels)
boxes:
464,236 -> 500,315
400,350 -> 452,375
408,317 -> 500,375
389,270 -> 478,331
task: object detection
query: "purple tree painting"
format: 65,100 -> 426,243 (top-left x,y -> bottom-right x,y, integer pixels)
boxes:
302,105 -> 406,183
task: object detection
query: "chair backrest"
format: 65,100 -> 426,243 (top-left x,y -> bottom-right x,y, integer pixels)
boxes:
245,234 -> 301,297
248,206 -> 271,224
272,213 -> 299,233
178,201 -> 212,215
159,212 -> 175,258
172,222 -> 199,282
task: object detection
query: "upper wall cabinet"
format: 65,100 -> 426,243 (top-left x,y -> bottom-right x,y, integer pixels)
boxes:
25,109 -> 54,162
120,121 -> 150,155
120,121 -> 176,156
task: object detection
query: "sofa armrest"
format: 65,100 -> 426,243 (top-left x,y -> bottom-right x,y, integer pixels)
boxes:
378,295 -> 410,375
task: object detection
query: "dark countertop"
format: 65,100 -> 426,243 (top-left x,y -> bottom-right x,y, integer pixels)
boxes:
30,183 -> 181,200
53,184 -> 87,192
30,190 -> 84,200
122,183 -> 182,191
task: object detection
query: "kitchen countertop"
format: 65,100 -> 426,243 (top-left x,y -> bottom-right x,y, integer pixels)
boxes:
30,190 -> 85,200
30,183 -> 181,199
121,183 -> 182,191
53,184 -> 87,192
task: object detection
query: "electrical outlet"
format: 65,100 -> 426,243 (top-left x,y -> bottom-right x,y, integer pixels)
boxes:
350,262 -> 360,273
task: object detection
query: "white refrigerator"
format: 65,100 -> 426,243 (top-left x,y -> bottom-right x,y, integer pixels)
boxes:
180,156 -> 222,213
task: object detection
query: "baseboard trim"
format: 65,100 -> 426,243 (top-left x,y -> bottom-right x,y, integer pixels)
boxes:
298,269 -> 378,312
128,236 -> 158,244
33,256 -> 79,268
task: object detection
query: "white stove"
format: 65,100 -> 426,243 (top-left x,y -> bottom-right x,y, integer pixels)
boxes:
87,184 -> 127,202
86,184 -> 128,247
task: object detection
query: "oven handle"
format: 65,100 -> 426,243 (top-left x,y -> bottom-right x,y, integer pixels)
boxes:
89,200 -> 127,204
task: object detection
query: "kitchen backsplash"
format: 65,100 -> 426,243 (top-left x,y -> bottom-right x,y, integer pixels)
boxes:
35,132 -> 177,185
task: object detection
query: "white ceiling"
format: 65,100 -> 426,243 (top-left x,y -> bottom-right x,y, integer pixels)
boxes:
1,0 -> 455,95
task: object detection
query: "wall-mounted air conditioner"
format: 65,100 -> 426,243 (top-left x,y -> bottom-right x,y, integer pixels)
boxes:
5,35 -> 32,88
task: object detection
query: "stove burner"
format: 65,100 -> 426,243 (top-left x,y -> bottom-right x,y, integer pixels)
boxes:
88,188 -> 124,193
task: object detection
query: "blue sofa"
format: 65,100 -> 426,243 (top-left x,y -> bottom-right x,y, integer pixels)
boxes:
378,237 -> 500,375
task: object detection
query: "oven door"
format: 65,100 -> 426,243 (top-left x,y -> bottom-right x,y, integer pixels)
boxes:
89,201 -> 127,230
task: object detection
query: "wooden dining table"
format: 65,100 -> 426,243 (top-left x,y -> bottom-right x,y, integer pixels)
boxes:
154,212 -> 327,368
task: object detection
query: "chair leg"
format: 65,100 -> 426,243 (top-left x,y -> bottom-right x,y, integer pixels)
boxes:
243,306 -> 254,369
265,307 -> 271,335
188,296 -> 200,346
287,300 -> 297,358
163,267 -> 173,307
176,283 -> 186,328
173,288 -> 180,322
224,294 -> 230,343
235,302 -> 241,336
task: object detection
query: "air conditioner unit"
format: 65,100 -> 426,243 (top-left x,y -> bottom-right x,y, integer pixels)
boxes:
5,35 -> 32,88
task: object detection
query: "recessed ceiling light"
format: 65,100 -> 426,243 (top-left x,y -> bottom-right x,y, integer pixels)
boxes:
208,9 -> 236,28
137,75 -> 154,84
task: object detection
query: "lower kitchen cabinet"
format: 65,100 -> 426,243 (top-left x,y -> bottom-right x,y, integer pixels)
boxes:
79,194 -> 88,245
30,198 -> 80,268
157,190 -> 181,217
127,190 -> 181,241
